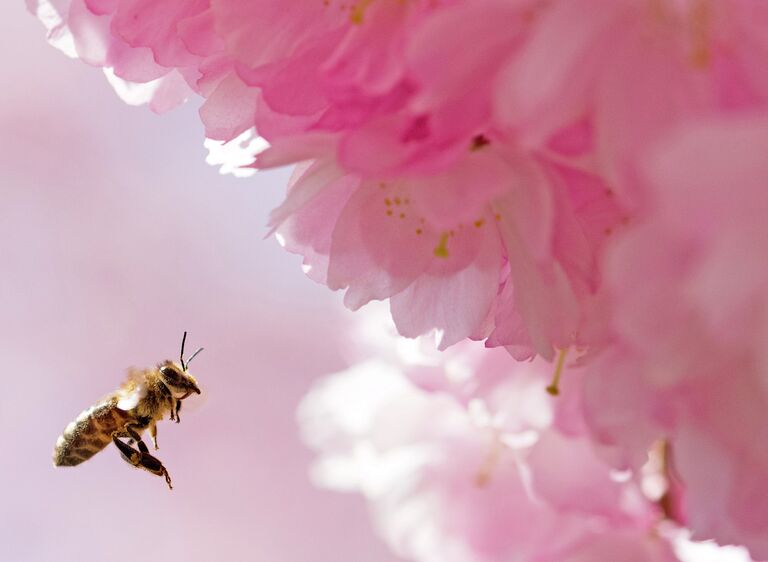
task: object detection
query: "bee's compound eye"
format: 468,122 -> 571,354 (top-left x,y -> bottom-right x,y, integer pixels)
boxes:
159,365 -> 183,385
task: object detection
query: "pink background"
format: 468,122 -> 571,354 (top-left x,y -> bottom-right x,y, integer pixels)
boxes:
1,3 -> 398,561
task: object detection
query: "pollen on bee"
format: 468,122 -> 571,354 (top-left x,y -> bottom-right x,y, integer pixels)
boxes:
75,406 -> 94,423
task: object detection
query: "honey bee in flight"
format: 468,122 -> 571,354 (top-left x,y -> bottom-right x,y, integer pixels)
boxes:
53,332 -> 203,489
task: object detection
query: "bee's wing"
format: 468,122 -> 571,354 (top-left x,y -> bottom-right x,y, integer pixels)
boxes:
115,369 -> 148,411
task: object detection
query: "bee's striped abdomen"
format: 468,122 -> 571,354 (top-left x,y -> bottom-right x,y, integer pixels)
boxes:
53,399 -> 131,466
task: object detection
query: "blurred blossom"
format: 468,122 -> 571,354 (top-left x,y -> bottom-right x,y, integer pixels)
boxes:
584,116 -> 768,558
299,307 -> 692,562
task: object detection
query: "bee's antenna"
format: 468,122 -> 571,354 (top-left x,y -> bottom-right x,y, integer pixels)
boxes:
180,331 -> 188,370
185,347 -> 204,370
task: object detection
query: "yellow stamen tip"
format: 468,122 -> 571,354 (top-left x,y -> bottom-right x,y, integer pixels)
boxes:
547,348 -> 569,397
349,0 -> 373,24
433,232 -> 450,258
545,385 -> 560,396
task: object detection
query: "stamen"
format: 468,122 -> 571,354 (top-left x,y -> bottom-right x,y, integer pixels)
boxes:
689,0 -> 711,68
657,439 -> 684,522
475,430 -> 504,487
350,0 -> 373,24
433,232 -> 450,258
546,348 -> 569,396
470,134 -> 490,151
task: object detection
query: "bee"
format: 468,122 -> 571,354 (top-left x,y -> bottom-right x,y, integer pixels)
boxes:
53,332 -> 203,490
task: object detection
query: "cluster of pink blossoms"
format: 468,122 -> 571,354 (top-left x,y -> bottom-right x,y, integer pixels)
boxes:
300,306 -> 753,562
31,0 -> 768,560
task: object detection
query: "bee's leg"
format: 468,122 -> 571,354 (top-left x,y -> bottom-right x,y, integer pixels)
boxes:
149,423 -> 159,450
175,399 -> 182,424
112,432 -> 173,490
124,425 -> 150,454
169,399 -> 176,422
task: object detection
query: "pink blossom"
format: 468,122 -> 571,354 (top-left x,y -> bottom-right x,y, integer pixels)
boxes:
272,145 -> 622,357
299,310 -> 677,562
496,0 -> 768,205
583,115 -> 768,558
29,1 -> 768,359
30,0 -> 625,358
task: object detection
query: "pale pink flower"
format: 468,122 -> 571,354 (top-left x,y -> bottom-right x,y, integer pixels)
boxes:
584,115 -> 768,559
30,0 -> 626,357
271,144 -> 622,357
299,310 -> 676,562
298,367 -> 650,562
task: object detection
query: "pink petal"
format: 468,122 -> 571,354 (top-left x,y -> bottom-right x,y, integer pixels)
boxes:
327,182 -> 436,309
390,220 -> 502,349
111,0 -> 208,67
277,171 -> 359,285
495,0 -> 627,145
199,72 -> 258,141
406,150 -> 512,231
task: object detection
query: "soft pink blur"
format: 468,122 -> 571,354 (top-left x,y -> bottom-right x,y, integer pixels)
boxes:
1,3 -> 398,561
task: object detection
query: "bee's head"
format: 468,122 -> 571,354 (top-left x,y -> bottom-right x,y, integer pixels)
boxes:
159,362 -> 201,398
159,332 -> 203,399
